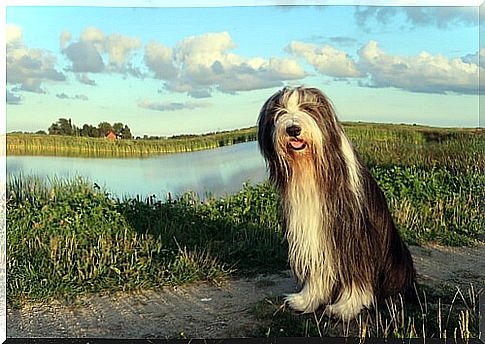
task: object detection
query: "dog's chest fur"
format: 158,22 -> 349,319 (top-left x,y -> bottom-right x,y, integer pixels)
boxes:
283,163 -> 336,292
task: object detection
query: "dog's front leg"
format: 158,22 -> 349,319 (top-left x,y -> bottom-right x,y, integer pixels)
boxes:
324,283 -> 374,320
284,274 -> 328,313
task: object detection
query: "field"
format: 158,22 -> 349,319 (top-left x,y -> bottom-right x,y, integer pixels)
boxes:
6,127 -> 256,157
6,122 -> 485,339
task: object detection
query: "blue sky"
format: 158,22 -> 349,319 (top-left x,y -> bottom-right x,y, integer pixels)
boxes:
5,4 -> 482,136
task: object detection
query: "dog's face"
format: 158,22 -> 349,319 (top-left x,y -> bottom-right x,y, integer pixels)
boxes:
257,86 -> 339,161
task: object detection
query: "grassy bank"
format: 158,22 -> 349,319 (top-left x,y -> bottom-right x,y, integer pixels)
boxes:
7,178 -> 283,306
6,123 -> 484,338
7,164 -> 484,302
6,126 -> 257,157
7,122 -> 484,162
7,173 -> 483,338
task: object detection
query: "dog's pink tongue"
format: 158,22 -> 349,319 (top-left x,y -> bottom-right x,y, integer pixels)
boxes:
290,140 -> 304,149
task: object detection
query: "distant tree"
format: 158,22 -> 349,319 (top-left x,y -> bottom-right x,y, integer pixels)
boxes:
80,124 -> 90,137
35,130 -> 47,135
113,122 -> 124,136
47,119 -> 134,138
170,134 -> 198,139
120,125 -> 133,139
72,124 -> 81,136
81,124 -> 99,137
97,122 -> 113,137
48,118 -> 74,135
59,118 -> 74,135
48,122 -> 61,135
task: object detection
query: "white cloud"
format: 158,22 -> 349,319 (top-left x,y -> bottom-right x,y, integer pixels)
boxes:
144,41 -> 177,79
80,26 -> 105,51
6,90 -> 22,105
175,31 -> 236,65
6,24 -> 23,48
284,38 -> 479,95
358,41 -> 479,94
75,94 -> 89,101
76,73 -> 97,86
285,41 -> 363,78
138,99 -> 211,112
63,26 -> 142,78
144,31 -> 307,97
354,6 -> 478,31
462,48 -> 485,69
7,25 -> 66,93
105,33 -> 141,68
56,93 -> 89,101
63,41 -> 105,73
60,31 -> 72,49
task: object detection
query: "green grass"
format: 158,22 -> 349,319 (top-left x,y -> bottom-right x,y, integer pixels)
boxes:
372,166 -> 483,246
7,122 -> 484,165
7,165 -> 483,306
6,126 -> 256,157
6,123 -> 485,338
6,178 -> 285,307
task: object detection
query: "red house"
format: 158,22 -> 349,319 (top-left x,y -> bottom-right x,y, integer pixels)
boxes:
105,130 -> 117,140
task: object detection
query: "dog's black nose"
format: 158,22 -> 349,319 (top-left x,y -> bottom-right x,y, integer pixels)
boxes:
286,125 -> 301,137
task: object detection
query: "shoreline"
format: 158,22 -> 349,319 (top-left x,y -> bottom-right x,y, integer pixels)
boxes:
6,123 -> 483,158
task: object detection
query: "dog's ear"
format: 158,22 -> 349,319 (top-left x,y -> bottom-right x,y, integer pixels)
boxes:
257,89 -> 282,157
259,89 -> 282,119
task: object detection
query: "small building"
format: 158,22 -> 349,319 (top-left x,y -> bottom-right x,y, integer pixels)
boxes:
105,130 -> 117,140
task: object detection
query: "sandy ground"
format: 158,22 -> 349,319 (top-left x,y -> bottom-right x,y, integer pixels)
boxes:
7,243 -> 485,339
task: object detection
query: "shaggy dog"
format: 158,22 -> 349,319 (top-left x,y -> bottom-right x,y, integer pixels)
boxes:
257,86 -> 416,320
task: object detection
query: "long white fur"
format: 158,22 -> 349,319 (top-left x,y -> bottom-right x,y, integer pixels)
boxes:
283,170 -> 337,313
325,283 -> 375,320
272,93 -> 339,313
340,133 -> 364,203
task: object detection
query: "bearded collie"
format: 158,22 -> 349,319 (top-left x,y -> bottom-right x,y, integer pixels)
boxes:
257,86 -> 416,320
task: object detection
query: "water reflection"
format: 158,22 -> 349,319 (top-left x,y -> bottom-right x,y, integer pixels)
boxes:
7,141 -> 268,200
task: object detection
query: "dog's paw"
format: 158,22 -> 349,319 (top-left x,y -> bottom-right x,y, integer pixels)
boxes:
324,302 -> 362,321
284,292 -> 320,313
324,285 -> 374,320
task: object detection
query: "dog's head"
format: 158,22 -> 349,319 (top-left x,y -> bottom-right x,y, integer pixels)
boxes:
257,86 -> 340,162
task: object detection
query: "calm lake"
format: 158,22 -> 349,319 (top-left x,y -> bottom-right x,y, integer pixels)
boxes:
7,141 -> 268,200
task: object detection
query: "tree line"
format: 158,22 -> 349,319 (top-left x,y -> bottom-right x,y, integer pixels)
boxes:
47,118 -> 133,139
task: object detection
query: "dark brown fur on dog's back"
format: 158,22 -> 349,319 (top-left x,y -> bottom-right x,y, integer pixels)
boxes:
361,168 -> 416,302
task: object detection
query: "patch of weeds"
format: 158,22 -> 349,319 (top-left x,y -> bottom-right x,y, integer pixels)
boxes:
250,284 -> 482,339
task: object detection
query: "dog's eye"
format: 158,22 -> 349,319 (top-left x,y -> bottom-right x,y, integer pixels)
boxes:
273,110 -> 286,122
300,104 -> 314,113
300,106 -> 320,120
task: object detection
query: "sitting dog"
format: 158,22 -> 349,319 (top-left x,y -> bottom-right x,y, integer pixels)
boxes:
257,86 -> 416,320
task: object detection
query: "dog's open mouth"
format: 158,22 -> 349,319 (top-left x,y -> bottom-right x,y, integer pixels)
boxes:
289,139 -> 306,151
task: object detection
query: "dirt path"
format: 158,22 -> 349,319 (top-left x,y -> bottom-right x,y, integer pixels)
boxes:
7,244 -> 485,339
